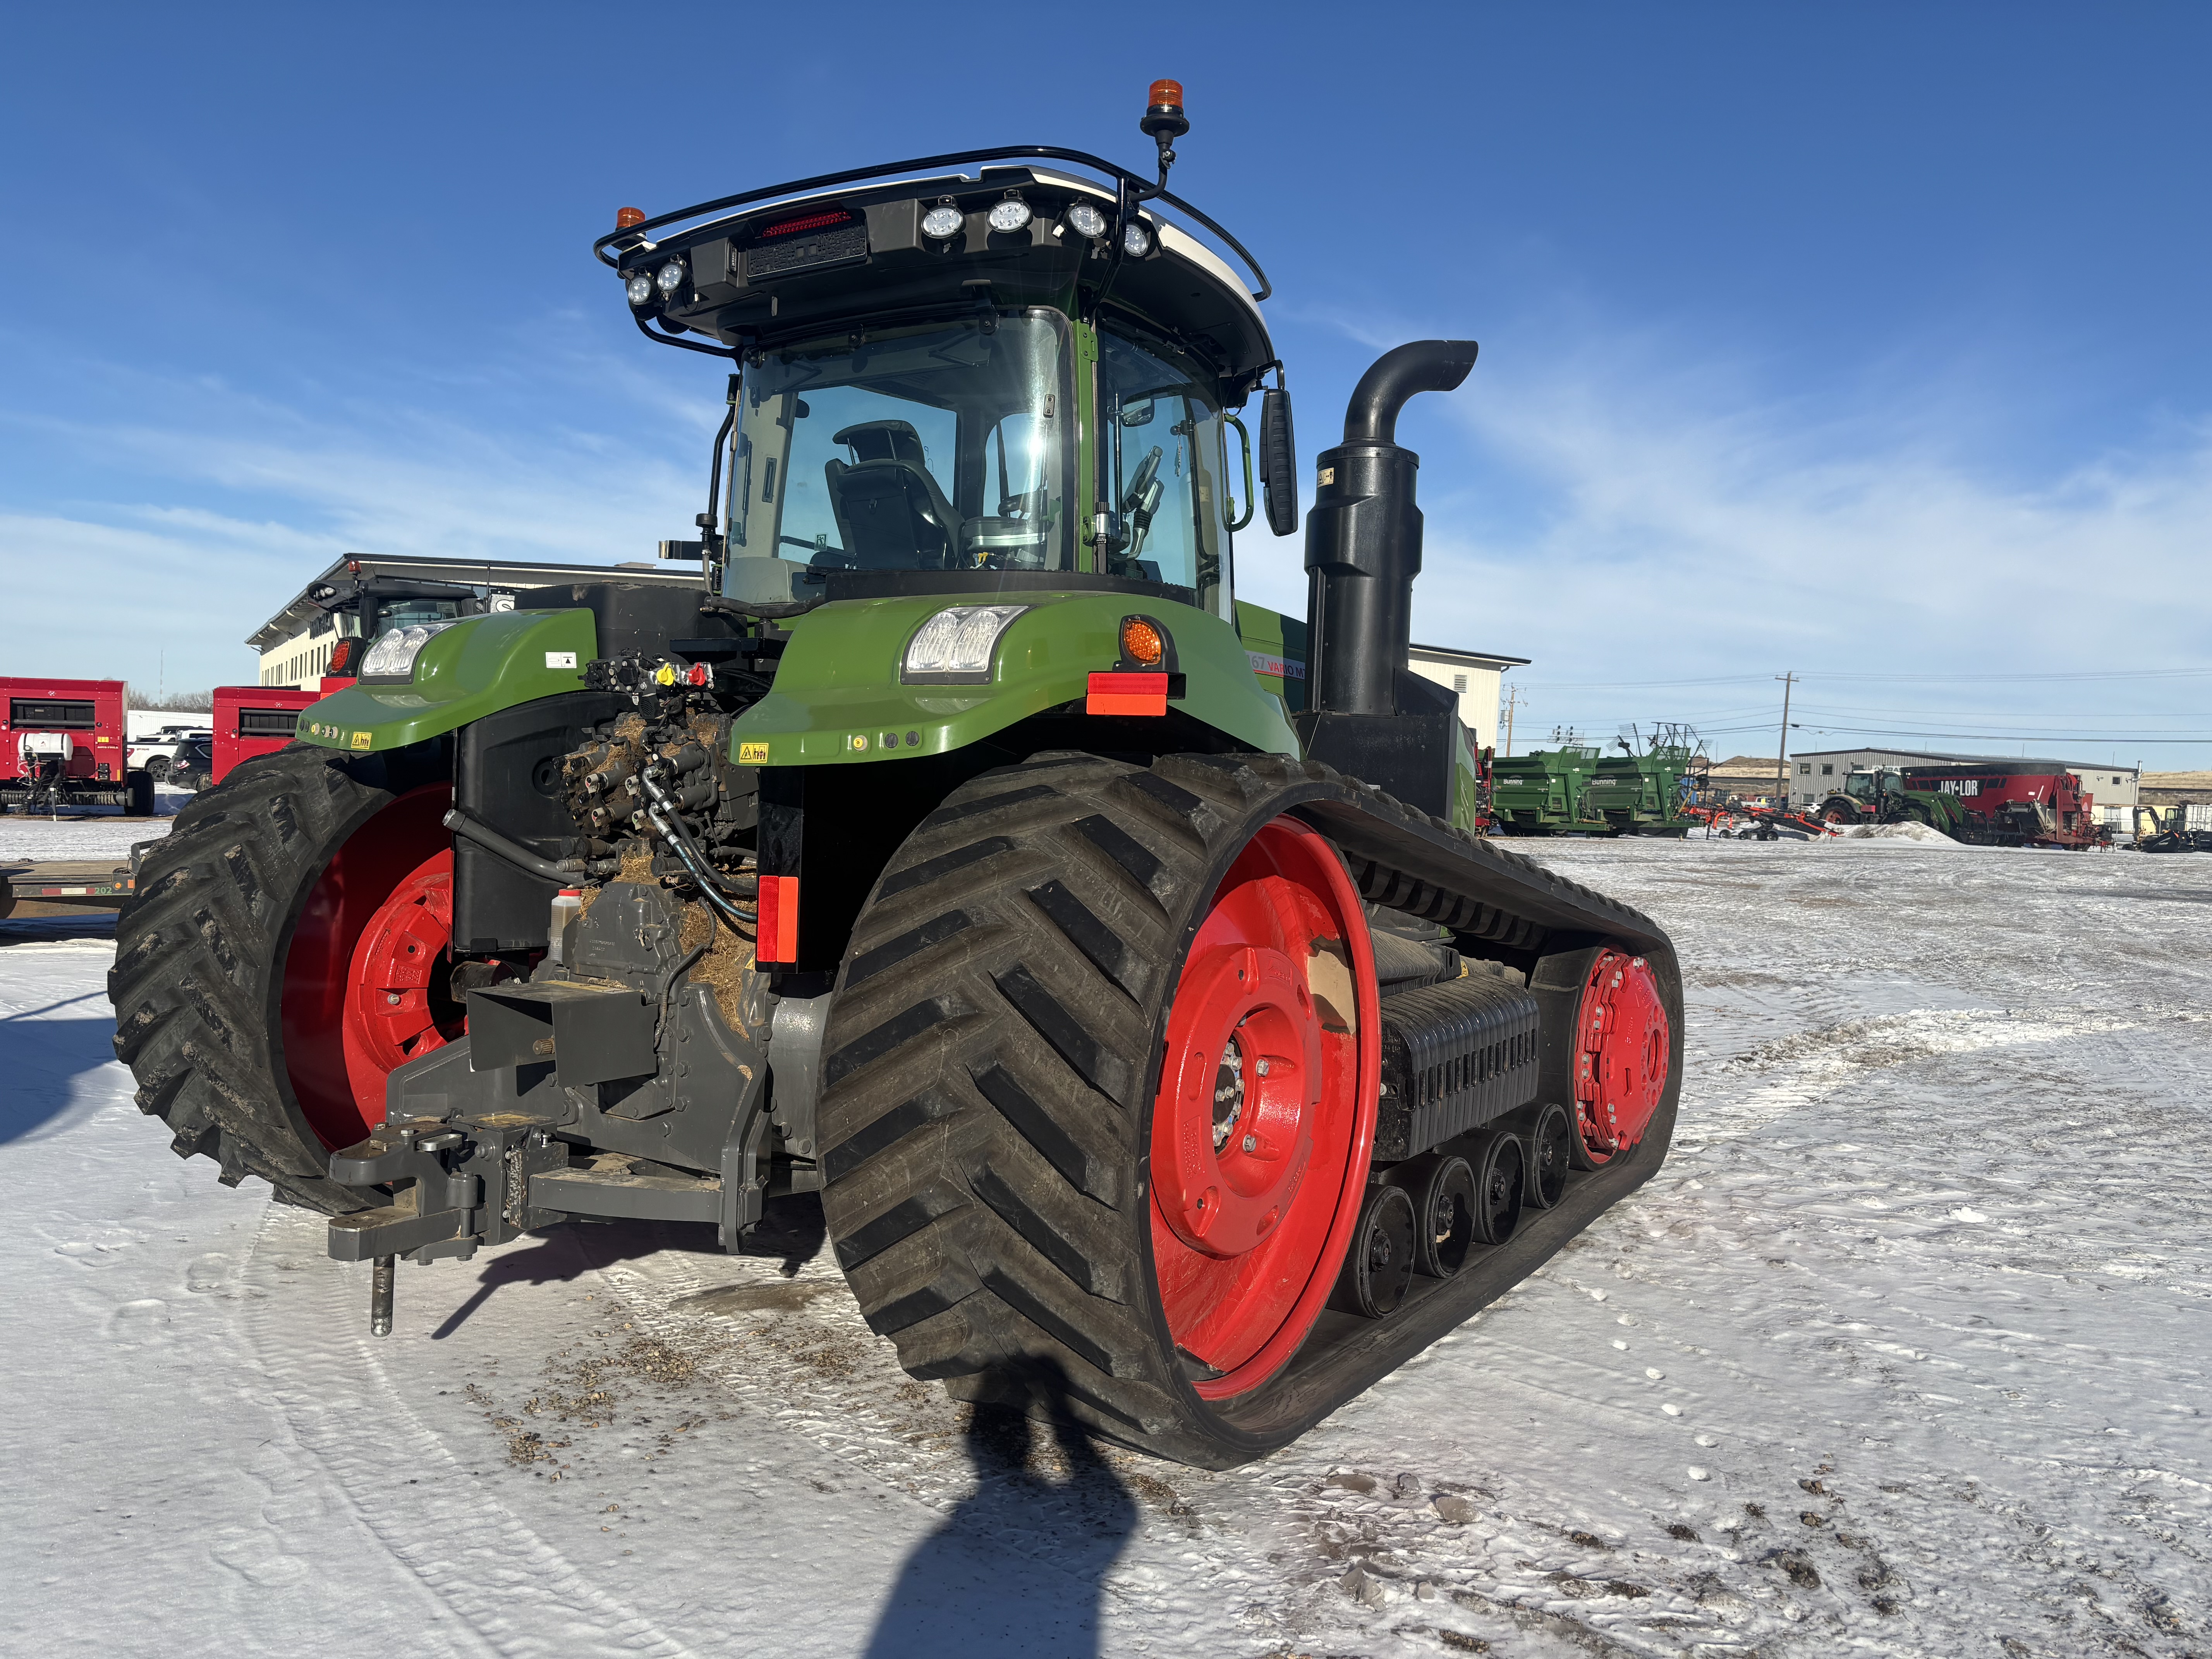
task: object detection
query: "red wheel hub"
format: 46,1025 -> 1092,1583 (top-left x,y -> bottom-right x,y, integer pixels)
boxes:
1149,817 -> 1379,1400
1570,948 -> 1669,1165
282,785 -> 462,1150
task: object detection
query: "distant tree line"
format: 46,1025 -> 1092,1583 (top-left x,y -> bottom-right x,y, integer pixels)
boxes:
127,687 -> 214,713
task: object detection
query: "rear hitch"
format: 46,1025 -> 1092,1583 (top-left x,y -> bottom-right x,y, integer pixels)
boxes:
326,1113 -> 567,1336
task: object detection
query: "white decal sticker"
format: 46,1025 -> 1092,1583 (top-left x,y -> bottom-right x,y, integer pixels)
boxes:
545,651 -> 578,669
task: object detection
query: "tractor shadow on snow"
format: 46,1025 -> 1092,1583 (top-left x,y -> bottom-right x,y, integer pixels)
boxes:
430,1194 -> 829,1340
863,1364 -> 1139,1659
0,990 -> 124,1144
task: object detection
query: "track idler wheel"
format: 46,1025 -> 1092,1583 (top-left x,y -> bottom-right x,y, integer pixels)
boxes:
1329,1183 -> 1417,1317
1393,1152 -> 1476,1279
1566,948 -> 1670,1170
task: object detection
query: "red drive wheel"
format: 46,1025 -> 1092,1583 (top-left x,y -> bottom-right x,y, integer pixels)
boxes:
1149,817 -> 1381,1400
280,784 -> 462,1150
1568,948 -> 1670,1169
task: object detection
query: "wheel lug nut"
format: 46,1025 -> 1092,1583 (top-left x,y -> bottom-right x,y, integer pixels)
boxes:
385,992 -> 401,1005
1255,1058 -> 1270,1077
1242,1134 -> 1257,1153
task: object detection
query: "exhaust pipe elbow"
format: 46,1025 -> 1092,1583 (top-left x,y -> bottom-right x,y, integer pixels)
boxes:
1343,340 -> 1479,445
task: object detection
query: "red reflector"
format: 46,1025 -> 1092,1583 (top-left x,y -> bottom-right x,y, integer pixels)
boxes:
1086,671 -> 1170,717
760,209 -> 852,239
757,876 -> 800,963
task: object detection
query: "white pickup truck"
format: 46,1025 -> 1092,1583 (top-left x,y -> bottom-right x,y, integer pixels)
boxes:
126,722 -> 212,783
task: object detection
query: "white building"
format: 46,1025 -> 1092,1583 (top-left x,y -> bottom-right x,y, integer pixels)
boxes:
248,555 -> 707,688
1787,747 -> 2140,823
1405,643 -> 1529,753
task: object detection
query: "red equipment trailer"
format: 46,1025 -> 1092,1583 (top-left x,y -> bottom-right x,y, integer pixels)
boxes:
1900,761 -> 2107,849
210,685 -> 320,785
0,677 -> 151,814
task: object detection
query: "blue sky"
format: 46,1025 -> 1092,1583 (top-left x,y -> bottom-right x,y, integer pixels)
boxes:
4,4 -> 2207,766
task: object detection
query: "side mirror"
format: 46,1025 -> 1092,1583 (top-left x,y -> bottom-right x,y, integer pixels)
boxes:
1259,386 -> 1297,536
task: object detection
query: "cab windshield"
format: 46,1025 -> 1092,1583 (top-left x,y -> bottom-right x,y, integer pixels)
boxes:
369,597 -> 469,636
731,312 -> 1073,575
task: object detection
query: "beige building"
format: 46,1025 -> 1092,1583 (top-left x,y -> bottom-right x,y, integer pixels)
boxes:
1404,643 -> 1528,753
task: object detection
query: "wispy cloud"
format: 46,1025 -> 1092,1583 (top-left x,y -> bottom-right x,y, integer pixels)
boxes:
1245,311 -> 2212,763
1,343 -> 712,688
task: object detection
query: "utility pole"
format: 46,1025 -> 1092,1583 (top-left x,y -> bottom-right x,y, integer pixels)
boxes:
1774,672 -> 1797,807
1501,686 -> 1525,756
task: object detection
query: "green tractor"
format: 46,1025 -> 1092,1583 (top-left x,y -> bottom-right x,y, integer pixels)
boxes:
109,86 -> 1681,1468
1812,766 -> 1965,834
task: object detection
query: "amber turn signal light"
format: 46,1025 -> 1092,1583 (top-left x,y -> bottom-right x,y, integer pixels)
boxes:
615,206 -> 646,230
1120,617 -> 1165,668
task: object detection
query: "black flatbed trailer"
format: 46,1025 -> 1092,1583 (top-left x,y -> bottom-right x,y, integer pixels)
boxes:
0,860 -> 136,919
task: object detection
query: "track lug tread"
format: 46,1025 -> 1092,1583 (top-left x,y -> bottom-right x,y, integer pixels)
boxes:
817,746 -> 1682,1467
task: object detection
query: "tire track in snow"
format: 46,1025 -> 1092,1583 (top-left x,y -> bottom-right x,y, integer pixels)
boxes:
240,1206 -> 697,1659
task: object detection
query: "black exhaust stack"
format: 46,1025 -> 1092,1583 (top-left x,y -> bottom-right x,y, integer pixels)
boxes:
1295,340 -> 1479,818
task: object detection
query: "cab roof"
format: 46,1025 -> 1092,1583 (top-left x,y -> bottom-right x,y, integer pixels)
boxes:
600,146 -> 1278,398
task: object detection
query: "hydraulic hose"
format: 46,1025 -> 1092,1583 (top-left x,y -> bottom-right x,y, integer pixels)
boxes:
1342,340 -> 1479,445
699,593 -> 824,623
443,809 -> 617,883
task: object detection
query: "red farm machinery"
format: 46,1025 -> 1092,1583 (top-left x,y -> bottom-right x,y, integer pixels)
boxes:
191,685 -> 327,790
1899,761 -> 2110,849
1,678 -> 153,815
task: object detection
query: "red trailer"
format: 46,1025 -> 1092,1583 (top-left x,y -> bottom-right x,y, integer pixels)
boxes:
0,677 -> 151,814
209,685 -> 321,785
1901,761 -> 2107,849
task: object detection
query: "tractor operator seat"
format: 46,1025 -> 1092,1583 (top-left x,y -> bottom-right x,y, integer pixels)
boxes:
823,419 -> 965,570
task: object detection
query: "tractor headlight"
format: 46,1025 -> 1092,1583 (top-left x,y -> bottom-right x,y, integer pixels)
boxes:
900,605 -> 1029,684
360,622 -> 458,680
1122,220 -> 1152,257
988,196 -> 1033,234
655,258 -> 687,295
921,202 -> 963,240
1064,201 -> 1107,239
626,273 -> 654,306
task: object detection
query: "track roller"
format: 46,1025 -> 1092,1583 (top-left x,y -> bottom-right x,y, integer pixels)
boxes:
1515,1101 -> 1571,1210
1329,1182 -> 1417,1317
1393,1152 -> 1476,1279
1462,1123 -> 1525,1245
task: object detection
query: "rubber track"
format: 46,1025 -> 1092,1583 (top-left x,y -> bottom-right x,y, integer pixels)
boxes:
107,744 -> 413,1214
814,750 -> 1681,1467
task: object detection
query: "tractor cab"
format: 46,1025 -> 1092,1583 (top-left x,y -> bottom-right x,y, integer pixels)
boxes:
596,91 -> 1298,624
1842,767 -> 1891,804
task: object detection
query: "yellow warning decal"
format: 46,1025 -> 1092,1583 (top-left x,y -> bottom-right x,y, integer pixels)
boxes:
738,740 -> 770,766
350,731 -> 373,750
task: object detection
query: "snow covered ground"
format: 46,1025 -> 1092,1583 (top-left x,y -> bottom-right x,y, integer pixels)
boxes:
0,787 -> 187,862
5,831 -> 2207,1657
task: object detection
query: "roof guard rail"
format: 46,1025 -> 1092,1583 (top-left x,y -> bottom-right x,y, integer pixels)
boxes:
591,145 -> 1271,303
